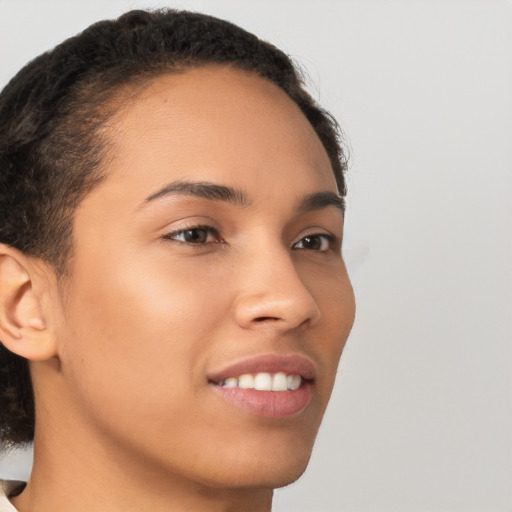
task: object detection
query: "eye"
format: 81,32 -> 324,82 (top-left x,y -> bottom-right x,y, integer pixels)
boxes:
162,225 -> 220,244
292,233 -> 333,252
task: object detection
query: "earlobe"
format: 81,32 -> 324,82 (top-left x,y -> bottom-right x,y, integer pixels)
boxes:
0,245 -> 57,361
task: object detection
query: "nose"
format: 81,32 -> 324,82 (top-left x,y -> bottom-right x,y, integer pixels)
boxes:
233,247 -> 321,332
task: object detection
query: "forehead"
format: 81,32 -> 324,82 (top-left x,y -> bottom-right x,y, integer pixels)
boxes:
99,66 -> 337,200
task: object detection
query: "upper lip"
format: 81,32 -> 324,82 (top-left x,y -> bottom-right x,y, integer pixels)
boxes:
207,354 -> 316,383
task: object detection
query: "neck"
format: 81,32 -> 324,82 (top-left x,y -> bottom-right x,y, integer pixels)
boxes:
12,376 -> 274,512
13,432 -> 273,512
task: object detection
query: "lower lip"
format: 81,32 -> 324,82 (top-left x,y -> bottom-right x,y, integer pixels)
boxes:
211,381 -> 313,418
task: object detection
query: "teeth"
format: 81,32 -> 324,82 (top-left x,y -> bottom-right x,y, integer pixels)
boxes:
219,372 -> 302,391
254,372 -> 272,391
223,377 -> 238,388
290,375 -> 301,391
238,374 -> 255,389
272,372 -> 288,391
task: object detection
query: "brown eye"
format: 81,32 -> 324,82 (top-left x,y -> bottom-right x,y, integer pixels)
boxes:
293,234 -> 332,252
163,226 -> 218,244
182,228 -> 208,243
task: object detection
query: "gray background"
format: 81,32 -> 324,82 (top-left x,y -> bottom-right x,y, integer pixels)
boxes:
0,1 -> 511,511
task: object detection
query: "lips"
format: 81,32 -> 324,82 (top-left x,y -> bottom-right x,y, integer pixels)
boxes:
208,354 -> 315,418
207,353 -> 316,383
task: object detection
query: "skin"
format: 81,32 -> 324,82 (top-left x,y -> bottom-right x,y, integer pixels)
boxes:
3,66 -> 355,512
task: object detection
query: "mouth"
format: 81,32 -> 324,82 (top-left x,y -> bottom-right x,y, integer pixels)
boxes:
207,354 -> 315,418
216,372 -> 303,391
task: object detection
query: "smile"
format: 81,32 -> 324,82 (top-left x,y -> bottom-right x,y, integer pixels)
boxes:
208,354 -> 315,418
218,372 -> 302,391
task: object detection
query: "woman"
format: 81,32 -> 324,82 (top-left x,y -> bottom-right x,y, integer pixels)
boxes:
0,9 -> 355,511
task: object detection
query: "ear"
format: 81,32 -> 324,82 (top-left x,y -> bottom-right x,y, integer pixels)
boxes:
0,244 -> 58,361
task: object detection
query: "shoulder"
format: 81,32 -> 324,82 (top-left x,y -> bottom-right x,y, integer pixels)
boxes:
0,480 -> 24,512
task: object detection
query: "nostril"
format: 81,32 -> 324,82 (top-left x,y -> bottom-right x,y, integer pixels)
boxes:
254,316 -> 279,323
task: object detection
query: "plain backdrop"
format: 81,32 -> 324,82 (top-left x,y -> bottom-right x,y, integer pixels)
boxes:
0,1 -> 511,511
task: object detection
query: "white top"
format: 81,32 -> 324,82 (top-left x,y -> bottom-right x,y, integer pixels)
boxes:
0,481 -> 22,512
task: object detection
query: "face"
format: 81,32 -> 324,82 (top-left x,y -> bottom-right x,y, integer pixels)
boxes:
54,66 -> 355,490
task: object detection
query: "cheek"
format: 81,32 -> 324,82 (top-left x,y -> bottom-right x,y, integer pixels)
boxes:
303,261 -> 355,381
58,251 -> 229,428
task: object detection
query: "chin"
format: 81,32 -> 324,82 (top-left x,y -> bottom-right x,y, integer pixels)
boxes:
265,459 -> 311,489
199,443 -> 314,491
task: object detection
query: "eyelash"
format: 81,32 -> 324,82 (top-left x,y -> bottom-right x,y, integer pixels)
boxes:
161,225 -> 335,252
292,233 -> 334,252
161,225 -> 220,245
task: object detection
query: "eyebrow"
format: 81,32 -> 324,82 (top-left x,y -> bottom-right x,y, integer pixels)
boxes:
141,180 -> 250,208
298,191 -> 345,214
140,179 -> 344,213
